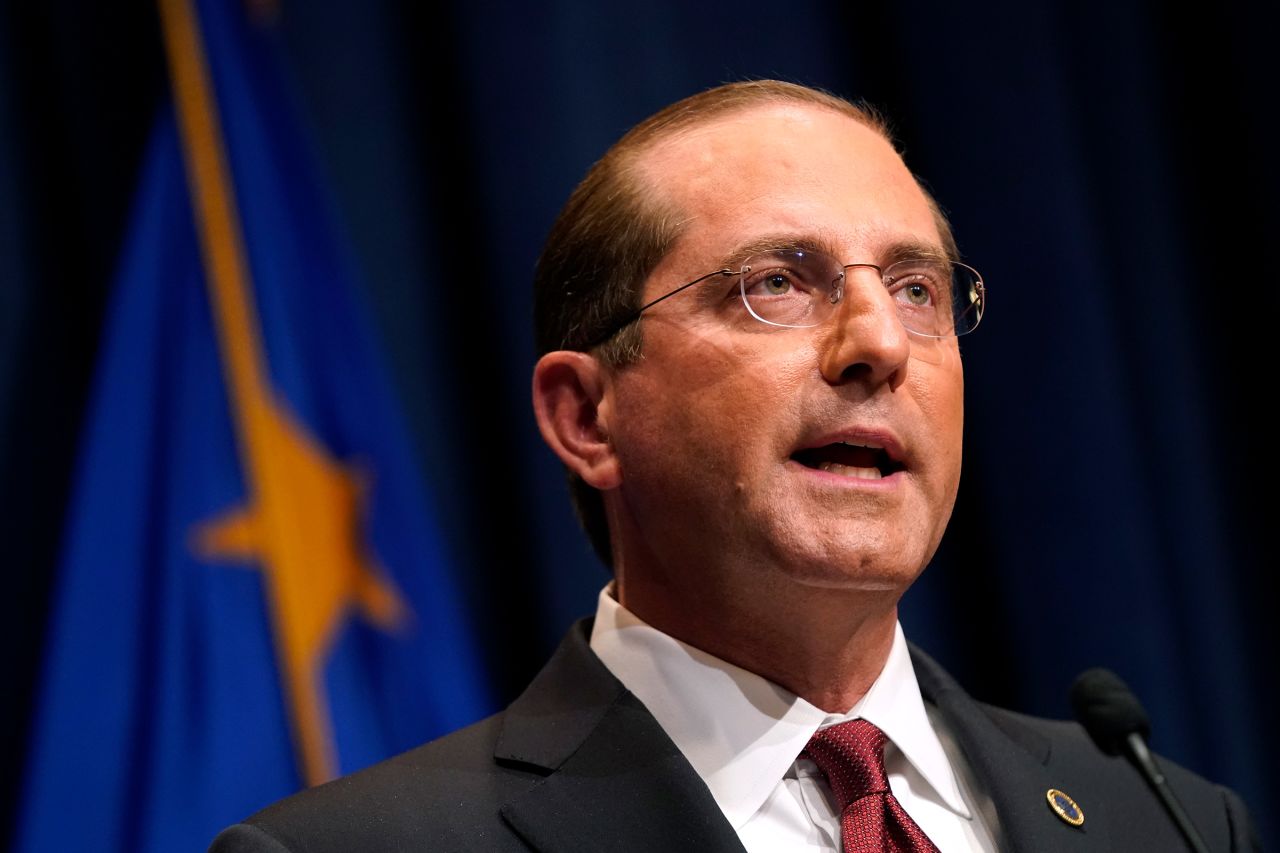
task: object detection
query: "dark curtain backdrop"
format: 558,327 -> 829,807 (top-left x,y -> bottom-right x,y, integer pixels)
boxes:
3,0 -> 1276,844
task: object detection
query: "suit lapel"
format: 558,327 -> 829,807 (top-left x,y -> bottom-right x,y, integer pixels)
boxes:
498,624 -> 1109,851
495,621 -> 745,853
911,646 -> 1094,853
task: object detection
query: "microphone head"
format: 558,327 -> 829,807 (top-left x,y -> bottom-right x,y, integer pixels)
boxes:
1069,667 -> 1152,755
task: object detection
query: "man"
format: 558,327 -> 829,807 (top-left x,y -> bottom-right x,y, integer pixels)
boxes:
212,81 -> 1257,851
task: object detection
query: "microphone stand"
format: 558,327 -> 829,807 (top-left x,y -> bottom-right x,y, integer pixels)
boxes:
1122,732 -> 1211,853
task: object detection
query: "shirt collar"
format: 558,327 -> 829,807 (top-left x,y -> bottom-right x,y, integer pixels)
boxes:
588,587 -> 972,828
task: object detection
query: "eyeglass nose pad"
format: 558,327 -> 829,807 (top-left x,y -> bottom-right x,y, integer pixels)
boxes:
829,278 -> 844,305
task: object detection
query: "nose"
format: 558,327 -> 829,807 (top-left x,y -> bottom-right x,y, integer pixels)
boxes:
816,269 -> 910,389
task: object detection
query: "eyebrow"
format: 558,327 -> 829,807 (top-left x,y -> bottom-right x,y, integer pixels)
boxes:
714,234 -> 953,270
879,239 -> 953,265
714,235 -> 836,271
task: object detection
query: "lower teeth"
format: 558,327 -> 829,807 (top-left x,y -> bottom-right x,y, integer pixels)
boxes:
817,462 -> 882,480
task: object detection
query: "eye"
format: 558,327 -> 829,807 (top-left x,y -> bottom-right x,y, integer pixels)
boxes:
902,281 -> 932,306
737,250 -> 838,327
762,273 -> 793,295
886,265 -> 944,308
742,266 -> 806,297
740,250 -> 829,300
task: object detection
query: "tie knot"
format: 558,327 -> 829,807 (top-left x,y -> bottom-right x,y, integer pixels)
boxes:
802,718 -> 891,809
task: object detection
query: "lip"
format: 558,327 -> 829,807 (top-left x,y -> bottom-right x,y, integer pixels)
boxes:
790,427 -> 907,464
786,426 -> 909,489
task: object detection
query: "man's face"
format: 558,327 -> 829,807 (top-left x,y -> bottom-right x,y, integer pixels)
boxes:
602,103 -> 965,597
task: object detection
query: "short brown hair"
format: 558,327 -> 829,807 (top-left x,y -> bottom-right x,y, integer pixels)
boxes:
533,80 -> 954,567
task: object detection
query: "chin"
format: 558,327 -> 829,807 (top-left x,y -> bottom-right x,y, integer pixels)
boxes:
757,533 -> 929,594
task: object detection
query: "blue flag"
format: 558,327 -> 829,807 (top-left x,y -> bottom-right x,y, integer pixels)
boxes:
14,2 -> 492,850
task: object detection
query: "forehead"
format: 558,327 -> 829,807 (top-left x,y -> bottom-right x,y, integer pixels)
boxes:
636,103 -> 941,269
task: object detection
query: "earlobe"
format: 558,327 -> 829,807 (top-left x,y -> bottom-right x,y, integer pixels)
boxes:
531,351 -> 623,490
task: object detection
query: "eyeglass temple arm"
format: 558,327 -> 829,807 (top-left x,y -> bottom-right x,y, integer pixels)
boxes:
584,268 -> 734,350
636,268 -> 735,314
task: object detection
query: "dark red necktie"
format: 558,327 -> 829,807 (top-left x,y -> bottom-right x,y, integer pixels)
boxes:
802,718 -> 940,852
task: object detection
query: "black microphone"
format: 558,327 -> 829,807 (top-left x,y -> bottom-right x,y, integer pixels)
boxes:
1070,668 -> 1210,853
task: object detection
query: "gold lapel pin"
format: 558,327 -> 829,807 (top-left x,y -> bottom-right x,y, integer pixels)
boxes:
1046,788 -> 1084,826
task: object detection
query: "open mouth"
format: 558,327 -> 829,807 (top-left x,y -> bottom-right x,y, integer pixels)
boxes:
791,441 -> 904,480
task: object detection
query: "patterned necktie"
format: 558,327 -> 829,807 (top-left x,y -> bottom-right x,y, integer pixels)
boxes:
802,718 -> 940,852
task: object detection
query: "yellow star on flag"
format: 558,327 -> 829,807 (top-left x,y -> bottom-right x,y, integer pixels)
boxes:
160,0 -> 410,786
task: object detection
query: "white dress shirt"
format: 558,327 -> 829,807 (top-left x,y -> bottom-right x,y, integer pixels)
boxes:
589,588 -> 997,852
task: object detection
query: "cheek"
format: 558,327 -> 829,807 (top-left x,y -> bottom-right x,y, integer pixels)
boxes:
711,346 -> 811,432
910,352 -> 965,472
614,339 -> 810,478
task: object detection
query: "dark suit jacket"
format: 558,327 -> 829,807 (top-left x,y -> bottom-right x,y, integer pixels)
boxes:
210,620 -> 1259,852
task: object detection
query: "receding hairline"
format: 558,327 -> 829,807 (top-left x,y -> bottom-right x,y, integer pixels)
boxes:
612,88 -> 893,195
599,94 -> 902,290
617,95 -> 960,279
616,80 -> 890,152
636,98 -> 900,208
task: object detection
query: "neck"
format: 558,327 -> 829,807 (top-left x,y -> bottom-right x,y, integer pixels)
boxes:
616,565 -> 901,713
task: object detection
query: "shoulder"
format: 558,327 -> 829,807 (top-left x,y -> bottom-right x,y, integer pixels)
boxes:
1000,705 -> 1257,844
211,715 -> 529,851
985,702 -> 1233,799
209,620 -> 625,853
209,712 -> 546,853
909,644 -> 1259,850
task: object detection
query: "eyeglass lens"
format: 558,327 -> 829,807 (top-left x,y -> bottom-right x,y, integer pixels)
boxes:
738,249 -> 983,337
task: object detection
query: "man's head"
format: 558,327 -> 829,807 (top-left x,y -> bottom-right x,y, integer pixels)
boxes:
532,80 -> 966,619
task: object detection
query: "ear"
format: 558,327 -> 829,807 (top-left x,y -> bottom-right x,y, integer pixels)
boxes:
531,351 -> 622,490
